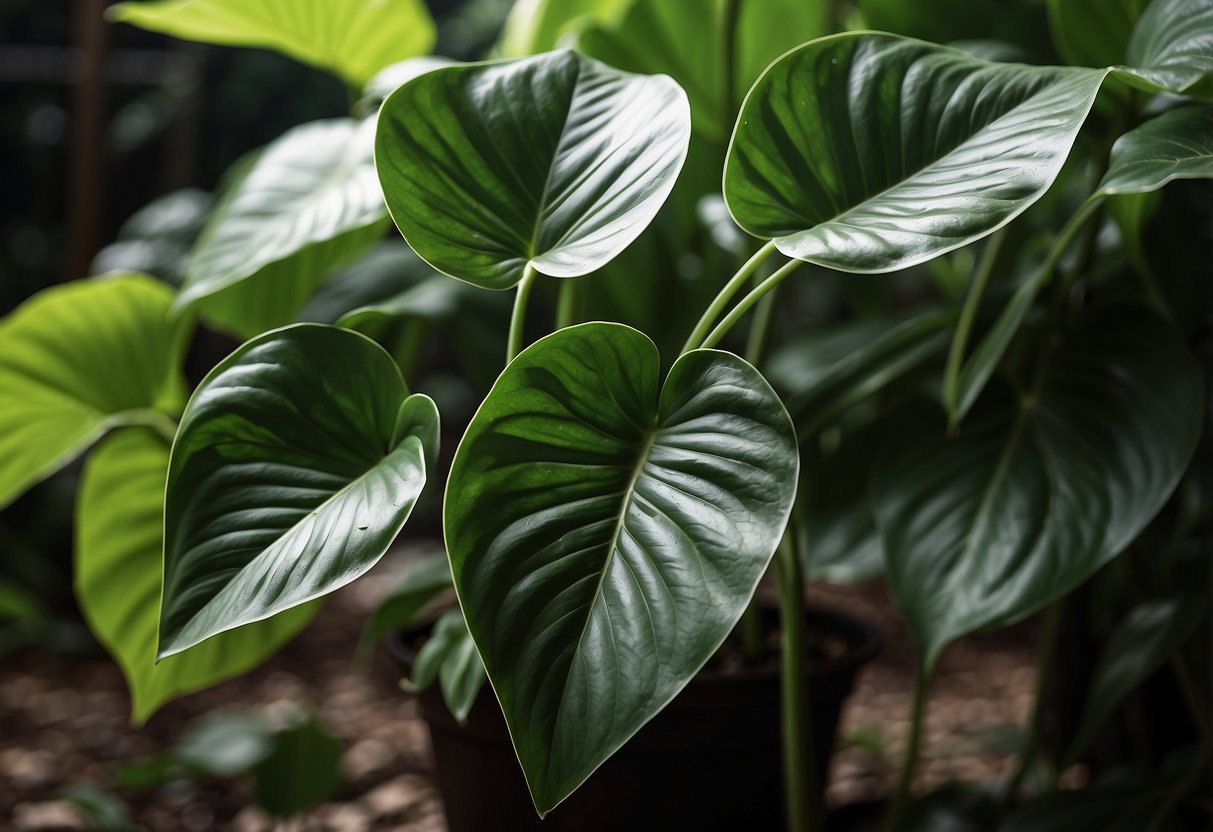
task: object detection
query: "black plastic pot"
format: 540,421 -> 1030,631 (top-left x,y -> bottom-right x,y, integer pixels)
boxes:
389,603 -> 880,832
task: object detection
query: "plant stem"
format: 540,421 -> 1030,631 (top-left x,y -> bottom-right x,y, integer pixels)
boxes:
721,0 -> 743,125
118,408 -> 179,444
555,277 -> 586,330
1003,601 -> 1064,803
943,230 -> 1005,428
774,529 -> 818,832
507,265 -> 538,364
884,664 -> 930,832
699,257 -> 803,350
681,240 -> 778,355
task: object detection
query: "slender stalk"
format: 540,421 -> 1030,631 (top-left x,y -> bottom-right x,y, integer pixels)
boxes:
507,265 -> 539,363
391,321 -> 429,385
1003,602 -> 1064,802
699,258 -> 803,350
744,288 -> 780,363
884,665 -> 930,832
774,530 -> 818,832
555,277 -> 586,330
738,602 -> 765,662
681,240 -> 778,355
943,230 -> 1005,428
119,408 -> 179,444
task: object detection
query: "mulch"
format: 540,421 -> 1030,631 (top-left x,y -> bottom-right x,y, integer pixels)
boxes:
2,543 -> 1039,831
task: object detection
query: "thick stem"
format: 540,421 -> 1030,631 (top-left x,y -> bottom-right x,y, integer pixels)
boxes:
774,529 -> 818,832
1003,602 -> 1064,802
884,664 -> 930,832
506,265 -> 539,364
699,258 -> 802,350
555,277 -> 586,330
943,230 -> 1005,428
681,240 -> 778,355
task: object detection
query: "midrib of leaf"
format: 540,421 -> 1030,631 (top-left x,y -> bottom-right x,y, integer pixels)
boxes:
162,435 -> 422,656
544,418 -> 659,793
527,59 -> 583,263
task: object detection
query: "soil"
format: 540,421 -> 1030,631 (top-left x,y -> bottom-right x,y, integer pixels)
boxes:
2,542 -> 1040,831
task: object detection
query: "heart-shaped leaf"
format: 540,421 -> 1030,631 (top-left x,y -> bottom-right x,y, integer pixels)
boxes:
75,428 -> 317,723
445,322 -> 798,814
180,118 -> 389,338
108,0 -> 435,87
875,305 -> 1202,668
374,50 -> 691,289
0,274 -> 189,509
160,324 -> 438,658
724,33 -> 1107,273
1121,0 -> 1213,94
1096,105 -> 1213,197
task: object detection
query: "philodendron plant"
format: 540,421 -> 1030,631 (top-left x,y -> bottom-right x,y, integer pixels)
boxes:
2,0 -> 1211,829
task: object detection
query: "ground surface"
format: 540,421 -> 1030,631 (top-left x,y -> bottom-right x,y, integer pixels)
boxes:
2,544 -> 1037,831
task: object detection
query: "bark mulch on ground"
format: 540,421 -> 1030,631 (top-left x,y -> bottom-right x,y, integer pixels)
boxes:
2,544 -> 1038,831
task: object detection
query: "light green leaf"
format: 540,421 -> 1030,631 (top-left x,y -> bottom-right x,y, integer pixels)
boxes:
446,322 -> 798,814
181,117 -> 389,338
108,0 -> 435,87
497,0 -> 631,57
0,274 -> 189,510
577,0 -> 829,143
75,429 -> 317,724
160,324 -> 438,658
1067,597 -> 1204,763
875,306 -> 1203,667
724,33 -> 1107,273
1121,0 -> 1213,94
1096,105 -> 1213,197
374,50 -> 690,289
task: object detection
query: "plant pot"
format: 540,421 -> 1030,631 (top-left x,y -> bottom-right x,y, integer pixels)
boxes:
388,603 -> 880,832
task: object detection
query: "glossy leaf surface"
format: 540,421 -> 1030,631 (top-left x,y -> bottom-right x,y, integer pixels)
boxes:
446,323 -> 798,813
724,33 -> 1106,273
1096,105 -> 1213,197
181,118 -> 388,338
108,0 -> 435,87
875,307 -> 1202,667
75,429 -> 316,723
160,325 -> 437,658
1122,0 -> 1213,94
375,50 -> 690,289
0,275 -> 188,509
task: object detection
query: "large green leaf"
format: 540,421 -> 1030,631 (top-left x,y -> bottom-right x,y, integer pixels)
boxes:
1048,0 -> 1147,69
1121,0 -> 1213,94
874,306 -> 1202,667
1096,105 -> 1213,197
181,118 -> 388,338
374,50 -> 691,290
577,0 -> 830,143
0,274 -> 189,510
497,0 -> 631,57
75,428 -> 317,723
160,324 -> 438,658
724,33 -> 1107,273
108,0 -> 435,87
445,322 -> 798,814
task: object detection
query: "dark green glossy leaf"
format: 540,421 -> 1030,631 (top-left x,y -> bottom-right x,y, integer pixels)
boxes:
359,554 -> 452,659
577,0 -> 829,143
0,274 -> 188,510
1121,0 -> 1213,94
76,429 -> 316,723
1096,105 -> 1213,197
1048,0 -> 1147,69
724,33 -> 1107,273
375,50 -> 690,289
296,242 -> 436,325
875,306 -> 1203,667
252,713 -> 343,817
446,322 -> 798,814
360,56 -> 454,109
181,118 -> 388,338
108,0 -> 435,87
1067,597 -> 1204,763
160,325 -> 438,658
